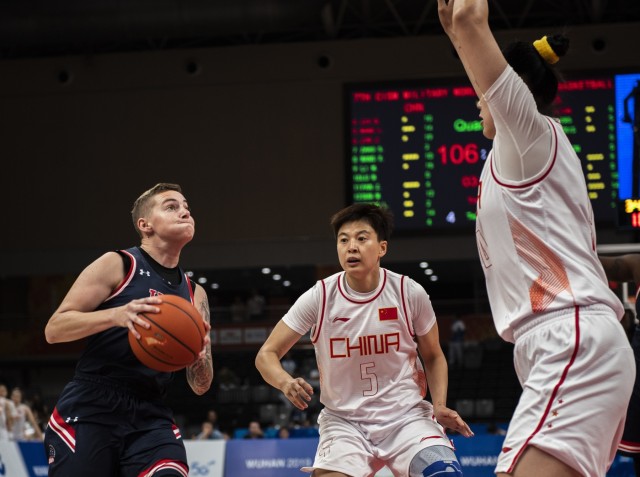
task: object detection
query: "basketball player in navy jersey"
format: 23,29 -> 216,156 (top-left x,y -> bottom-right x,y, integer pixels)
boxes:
43,183 -> 213,477
599,254 -> 640,476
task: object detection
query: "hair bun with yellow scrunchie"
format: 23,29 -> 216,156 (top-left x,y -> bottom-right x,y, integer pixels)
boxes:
502,33 -> 570,113
533,34 -> 569,65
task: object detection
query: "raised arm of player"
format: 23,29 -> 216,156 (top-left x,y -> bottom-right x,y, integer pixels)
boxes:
437,0 -> 507,97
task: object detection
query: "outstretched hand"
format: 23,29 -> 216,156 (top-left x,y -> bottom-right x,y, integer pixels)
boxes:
437,0 -> 455,37
281,377 -> 314,410
434,404 -> 474,437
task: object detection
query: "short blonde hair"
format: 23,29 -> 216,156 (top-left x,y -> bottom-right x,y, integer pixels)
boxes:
131,183 -> 182,237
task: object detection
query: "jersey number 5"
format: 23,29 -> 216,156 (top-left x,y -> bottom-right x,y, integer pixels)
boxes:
360,362 -> 379,397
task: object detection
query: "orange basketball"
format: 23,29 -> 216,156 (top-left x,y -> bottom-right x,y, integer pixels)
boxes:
128,294 -> 205,372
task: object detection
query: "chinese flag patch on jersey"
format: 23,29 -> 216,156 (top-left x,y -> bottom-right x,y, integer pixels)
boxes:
379,307 -> 398,321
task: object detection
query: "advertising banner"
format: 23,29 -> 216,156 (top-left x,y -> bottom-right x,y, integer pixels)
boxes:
16,442 -> 48,477
0,441 -> 29,477
184,440 -> 225,477
3,437 -> 635,476
223,438 -> 316,476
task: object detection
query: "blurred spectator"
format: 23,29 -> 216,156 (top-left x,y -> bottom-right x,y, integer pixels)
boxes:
278,427 -> 290,439
218,366 -> 241,390
246,289 -> 266,321
243,420 -> 264,439
10,387 -> 43,441
487,422 -> 507,436
0,383 -> 17,442
206,409 -> 219,425
193,409 -> 224,440
194,421 -> 223,440
27,392 -> 48,435
230,295 -> 247,323
448,317 -> 466,368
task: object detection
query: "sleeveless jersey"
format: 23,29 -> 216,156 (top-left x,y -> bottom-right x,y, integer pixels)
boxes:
10,403 -> 27,441
0,397 -> 12,441
476,67 -> 623,343
73,246 -> 195,398
283,268 -> 435,425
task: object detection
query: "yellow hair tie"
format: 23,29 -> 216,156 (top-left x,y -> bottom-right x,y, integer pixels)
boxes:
533,36 -> 559,64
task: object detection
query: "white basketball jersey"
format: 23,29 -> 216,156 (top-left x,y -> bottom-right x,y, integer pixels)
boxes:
476,73 -> 623,342
11,403 -> 27,441
0,398 -> 10,442
283,268 -> 434,426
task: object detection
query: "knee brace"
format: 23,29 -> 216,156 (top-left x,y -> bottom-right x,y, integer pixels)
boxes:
409,445 -> 463,477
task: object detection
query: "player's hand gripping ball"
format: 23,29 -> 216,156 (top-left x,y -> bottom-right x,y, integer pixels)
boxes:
129,294 -> 205,372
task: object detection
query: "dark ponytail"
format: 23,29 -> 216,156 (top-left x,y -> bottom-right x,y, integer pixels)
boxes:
502,33 -> 569,115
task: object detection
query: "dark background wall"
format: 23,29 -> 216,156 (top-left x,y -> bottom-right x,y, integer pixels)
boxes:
2,22 -> 639,278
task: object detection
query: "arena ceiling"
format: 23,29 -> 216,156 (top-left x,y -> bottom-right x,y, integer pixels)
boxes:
1,0 -> 640,59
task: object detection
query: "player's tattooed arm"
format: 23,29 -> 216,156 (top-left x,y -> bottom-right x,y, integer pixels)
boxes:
187,289 -> 214,395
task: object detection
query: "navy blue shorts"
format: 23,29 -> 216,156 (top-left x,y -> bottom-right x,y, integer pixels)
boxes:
44,377 -> 188,477
620,325 -> 640,456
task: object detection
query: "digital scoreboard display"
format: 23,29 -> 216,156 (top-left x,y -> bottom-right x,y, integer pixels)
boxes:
346,71 -> 640,233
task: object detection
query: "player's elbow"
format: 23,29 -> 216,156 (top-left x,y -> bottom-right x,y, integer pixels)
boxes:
255,350 -> 264,373
44,322 -> 62,344
192,386 -> 209,396
255,348 -> 272,378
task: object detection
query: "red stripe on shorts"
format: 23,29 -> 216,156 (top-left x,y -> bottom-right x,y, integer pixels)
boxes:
507,305 -> 581,473
48,407 -> 76,452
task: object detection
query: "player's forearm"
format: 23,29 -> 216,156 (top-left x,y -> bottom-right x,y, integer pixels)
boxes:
255,350 -> 292,391
187,350 -> 213,395
187,289 -> 214,395
424,353 -> 450,408
44,309 -> 119,344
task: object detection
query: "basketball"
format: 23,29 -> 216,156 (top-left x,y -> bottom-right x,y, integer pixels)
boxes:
128,294 -> 206,372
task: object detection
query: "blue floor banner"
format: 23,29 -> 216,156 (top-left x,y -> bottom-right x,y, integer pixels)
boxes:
224,438 -> 316,476
453,435 -> 503,475
0,442 -> 48,477
1,437 -> 635,476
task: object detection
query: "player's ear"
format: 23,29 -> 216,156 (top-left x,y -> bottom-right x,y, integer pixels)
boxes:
138,218 -> 152,235
379,241 -> 388,258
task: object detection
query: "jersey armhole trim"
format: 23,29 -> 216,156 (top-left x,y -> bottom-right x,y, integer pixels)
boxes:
400,275 -> 415,337
105,249 -> 136,302
311,280 -> 327,344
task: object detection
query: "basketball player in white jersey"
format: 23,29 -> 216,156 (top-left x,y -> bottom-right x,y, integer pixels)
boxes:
599,254 -> 640,476
438,1 -> 635,476
256,203 -> 472,477
0,384 -> 17,442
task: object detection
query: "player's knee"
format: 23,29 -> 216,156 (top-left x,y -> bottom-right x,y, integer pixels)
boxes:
409,445 -> 463,477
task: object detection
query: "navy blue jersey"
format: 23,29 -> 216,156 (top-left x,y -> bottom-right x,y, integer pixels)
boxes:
74,246 -> 195,399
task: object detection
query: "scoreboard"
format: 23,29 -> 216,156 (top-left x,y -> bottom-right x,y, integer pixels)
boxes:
345,71 -> 640,233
